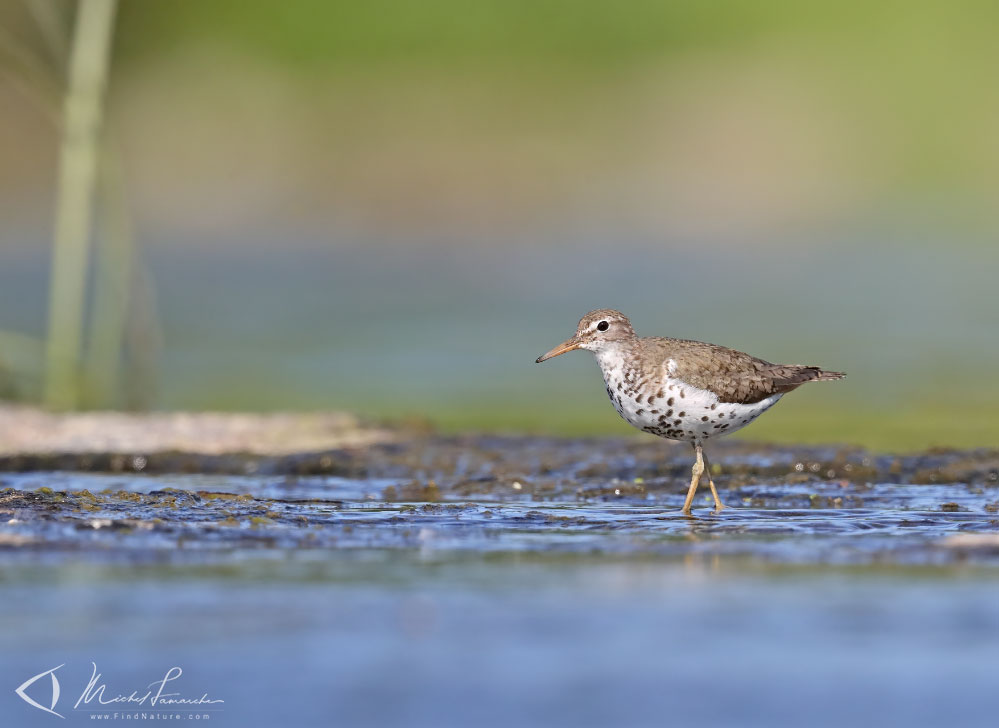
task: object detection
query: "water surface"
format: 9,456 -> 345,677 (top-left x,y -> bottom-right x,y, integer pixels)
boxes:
2,437 -> 998,726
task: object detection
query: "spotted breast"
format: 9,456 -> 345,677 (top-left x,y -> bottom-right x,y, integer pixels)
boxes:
594,342 -> 782,443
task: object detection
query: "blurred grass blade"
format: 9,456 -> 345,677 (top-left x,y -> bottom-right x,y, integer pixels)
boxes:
0,24 -> 61,112
123,255 -> 162,411
82,138 -> 131,408
25,0 -> 70,67
43,0 -> 118,410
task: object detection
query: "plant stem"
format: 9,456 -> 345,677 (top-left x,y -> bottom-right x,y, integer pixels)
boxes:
43,0 -> 117,409
83,136 -> 136,408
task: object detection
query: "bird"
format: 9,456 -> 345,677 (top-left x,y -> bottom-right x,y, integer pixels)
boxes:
535,309 -> 845,514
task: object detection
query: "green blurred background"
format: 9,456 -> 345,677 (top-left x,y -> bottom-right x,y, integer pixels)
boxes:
1,1 -> 997,450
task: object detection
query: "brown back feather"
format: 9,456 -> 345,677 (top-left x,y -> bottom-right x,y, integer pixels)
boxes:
641,337 -> 845,405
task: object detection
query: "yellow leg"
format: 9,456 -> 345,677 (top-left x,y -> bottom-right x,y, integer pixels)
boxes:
681,444 -> 705,514
701,449 -> 725,511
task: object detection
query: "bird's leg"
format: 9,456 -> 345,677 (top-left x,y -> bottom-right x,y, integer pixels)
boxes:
681,443 -> 705,515
700,449 -> 725,511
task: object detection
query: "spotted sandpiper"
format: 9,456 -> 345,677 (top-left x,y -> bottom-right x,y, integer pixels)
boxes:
536,309 -> 845,514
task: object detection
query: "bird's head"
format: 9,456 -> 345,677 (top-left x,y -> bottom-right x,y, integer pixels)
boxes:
535,309 -> 635,363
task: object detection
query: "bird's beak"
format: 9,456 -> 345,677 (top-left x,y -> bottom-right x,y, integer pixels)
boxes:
535,336 -> 581,363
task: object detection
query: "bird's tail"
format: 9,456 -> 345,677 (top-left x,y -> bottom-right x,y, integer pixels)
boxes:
812,369 -> 846,381
768,365 -> 845,393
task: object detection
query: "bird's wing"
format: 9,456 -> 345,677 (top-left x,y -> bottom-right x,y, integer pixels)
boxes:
645,337 -> 844,405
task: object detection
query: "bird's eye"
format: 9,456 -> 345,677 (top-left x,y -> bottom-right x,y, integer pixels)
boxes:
597,321 -> 609,331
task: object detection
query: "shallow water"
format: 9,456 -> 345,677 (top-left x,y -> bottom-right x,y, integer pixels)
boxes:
2,438 -> 999,726
1,474 -> 998,566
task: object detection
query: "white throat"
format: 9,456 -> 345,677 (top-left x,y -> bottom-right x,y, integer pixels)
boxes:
592,342 -> 631,378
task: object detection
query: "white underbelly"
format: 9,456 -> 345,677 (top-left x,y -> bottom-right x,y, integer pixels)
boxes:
603,373 -> 781,442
